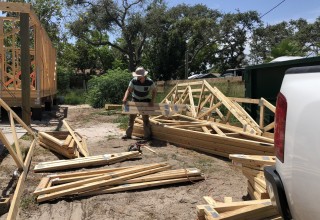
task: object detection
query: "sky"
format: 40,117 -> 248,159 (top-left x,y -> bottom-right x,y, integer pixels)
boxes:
167,0 -> 320,24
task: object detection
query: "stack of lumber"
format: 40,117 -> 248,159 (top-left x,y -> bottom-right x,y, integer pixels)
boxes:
122,101 -> 187,116
197,196 -> 282,220
133,116 -> 274,158
132,80 -> 276,159
33,151 -> 141,172
229,154 -> 276,200
38,120 -> 89,158
33,163 -> 204,203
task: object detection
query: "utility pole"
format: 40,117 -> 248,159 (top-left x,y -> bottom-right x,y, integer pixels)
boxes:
20,13 -> 31,125
185,40 -> 189,79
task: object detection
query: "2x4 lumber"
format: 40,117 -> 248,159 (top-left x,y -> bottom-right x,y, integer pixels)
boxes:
210,123 -> 226,136
187,85 -> 197,117
0,130 -> 24,169
196,82 -> 206,115
203,196 -> 217,206
0,99 -> 34,135
214,123 -> 274,144
259,104 -> 265,129
228,97 -> 260,105
263,122 -> 275,132
229,154 -> 275,166
160,84 -> 177,103
62,120 -> 89,157
196,101 -> 223,119
232,101 -> 260,130
208,202 -> 277,220
34,163 -> 169,196
38,132 -> 64,146
39,141 -> 75,159
37,164 -> 171,202
80,175 -> 205,197
34,151 -> 140,172
211,199 -> 271,213
6,138 -> 36,220
260,98 -> 276,113
9,112 -> 23,162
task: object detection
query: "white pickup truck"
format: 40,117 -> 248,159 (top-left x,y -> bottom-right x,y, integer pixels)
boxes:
264,65 -> 320,220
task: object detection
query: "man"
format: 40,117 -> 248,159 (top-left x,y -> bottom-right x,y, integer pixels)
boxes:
122,66 -> 157,140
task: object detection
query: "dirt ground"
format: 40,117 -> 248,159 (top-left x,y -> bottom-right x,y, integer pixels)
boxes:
0,105 -> 247,220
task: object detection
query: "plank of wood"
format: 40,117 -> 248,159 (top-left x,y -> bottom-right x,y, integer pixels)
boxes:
210,202 -> 278,220
34,151 -> 140,172
9,112 -> 23,162
62,120 -> 89,157
6,139 -> 36,220
79,175 -> 205,197
0,130 -> 24,169
229,154 -> 276,166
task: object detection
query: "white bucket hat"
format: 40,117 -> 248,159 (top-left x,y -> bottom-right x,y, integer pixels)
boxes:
132,67 -> 148,77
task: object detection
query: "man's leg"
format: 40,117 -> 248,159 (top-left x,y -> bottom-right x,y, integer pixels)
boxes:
142,115 -> 151,139
125,114 -> 137,138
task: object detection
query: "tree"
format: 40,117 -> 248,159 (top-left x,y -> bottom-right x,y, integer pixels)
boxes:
66,0 -> 157,72
143,4 -> 222,80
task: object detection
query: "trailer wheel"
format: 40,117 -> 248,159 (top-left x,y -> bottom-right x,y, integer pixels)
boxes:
31,107 -> 42,121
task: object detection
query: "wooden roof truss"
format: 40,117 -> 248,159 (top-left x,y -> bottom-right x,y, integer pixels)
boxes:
0,98 -> 36,220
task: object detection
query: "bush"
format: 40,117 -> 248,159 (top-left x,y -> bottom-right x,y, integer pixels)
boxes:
86,68 -> 132,108
64,90 -> 86,105
57,66 -> 72,92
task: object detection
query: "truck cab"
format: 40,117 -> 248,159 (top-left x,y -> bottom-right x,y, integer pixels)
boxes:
264,65 -> 320,220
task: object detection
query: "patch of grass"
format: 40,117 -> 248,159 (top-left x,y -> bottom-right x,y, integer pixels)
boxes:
62,89 -> 87,105
20,195 -> 37,211
96,110 -> 117,116
20,134 -> 33,141
193,158 -> 219,173
113,115 -> 129,130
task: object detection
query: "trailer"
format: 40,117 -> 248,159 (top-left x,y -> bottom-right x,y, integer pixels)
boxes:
0,2 -> 57,120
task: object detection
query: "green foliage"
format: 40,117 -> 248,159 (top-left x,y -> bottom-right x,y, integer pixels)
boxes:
86,68 -> 132,108
57,66 -> 72,91
63,90 -> 86,105
113,115 -> 129,130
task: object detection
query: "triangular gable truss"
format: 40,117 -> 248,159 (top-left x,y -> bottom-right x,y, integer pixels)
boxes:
161,80 -> 275,135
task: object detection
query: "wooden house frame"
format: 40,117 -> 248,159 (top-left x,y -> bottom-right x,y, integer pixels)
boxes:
0,2 -> 56,108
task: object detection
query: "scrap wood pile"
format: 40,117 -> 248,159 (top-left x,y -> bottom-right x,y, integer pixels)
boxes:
230,154 -> 275,200
131,80 -> 275,158
33,162 -> 205,203
38,120 -> 89,159
196,196 -> 282,220
0,98 -> 36,220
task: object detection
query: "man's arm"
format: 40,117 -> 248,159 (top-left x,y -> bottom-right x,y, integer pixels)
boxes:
122,87 -> 133,104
